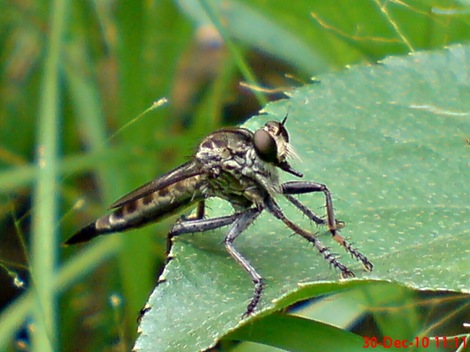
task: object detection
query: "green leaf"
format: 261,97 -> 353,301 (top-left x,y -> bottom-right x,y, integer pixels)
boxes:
135,44 -> 470,351
227,313 -> 386,351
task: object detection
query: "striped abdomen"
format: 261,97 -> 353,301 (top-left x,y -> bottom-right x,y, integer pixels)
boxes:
65,174 -> 206,245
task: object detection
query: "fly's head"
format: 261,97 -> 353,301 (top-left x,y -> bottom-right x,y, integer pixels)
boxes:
253,114 -> 303,178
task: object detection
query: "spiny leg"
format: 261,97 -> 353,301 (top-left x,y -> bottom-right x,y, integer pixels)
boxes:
264,195 -> 355,278
168,207 -> 264,316
281,181 -> 373,271
283,194 -> 326,225
283,194 -> 345,229
161,211 -> 248,288
153,207 -> 254,318
167,207 -> 242,257
166,200 -> 205,256
222,208 -> 263,317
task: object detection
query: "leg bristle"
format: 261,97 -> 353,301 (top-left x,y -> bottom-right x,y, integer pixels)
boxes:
242,279 -> 264,318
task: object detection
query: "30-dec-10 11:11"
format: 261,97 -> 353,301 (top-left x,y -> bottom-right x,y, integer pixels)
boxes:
362,335 -> 467,349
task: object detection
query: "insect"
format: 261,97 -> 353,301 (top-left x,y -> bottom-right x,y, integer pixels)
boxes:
65,115 -> 373,317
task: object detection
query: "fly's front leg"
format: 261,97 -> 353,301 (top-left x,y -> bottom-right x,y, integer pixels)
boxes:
281,181 -> 373,272
283,195 -> 345,229
283,194 -> 326,225
281,181 -> 339,234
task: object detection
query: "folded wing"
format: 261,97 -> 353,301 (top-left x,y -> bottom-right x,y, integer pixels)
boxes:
65,161 -> 206,245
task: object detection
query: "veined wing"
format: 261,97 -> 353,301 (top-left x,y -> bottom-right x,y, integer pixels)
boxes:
109,160 -> 203,209
64,160 -> 207,245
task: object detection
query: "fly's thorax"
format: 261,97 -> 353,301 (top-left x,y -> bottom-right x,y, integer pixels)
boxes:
195,127 -> 282,207
196,128 -> 251,176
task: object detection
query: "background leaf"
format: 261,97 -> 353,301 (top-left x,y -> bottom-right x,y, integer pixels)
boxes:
135,44 -> 470,351
226,314 -> 387,352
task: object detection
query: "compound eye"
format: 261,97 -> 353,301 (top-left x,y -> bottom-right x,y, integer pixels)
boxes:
254,129 -> 277,162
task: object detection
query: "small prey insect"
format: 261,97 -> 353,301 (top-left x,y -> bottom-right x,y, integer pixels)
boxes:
65,115 -> 373,317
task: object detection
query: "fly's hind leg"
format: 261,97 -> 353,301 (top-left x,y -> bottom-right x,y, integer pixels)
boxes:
161,208 -> 245,283
167,206 -> 264,317
183,200 -> 206,221
281,181 -> 373,271
166,201 -> 206,256
167,200 -> 232,257
222,208 -> 263,317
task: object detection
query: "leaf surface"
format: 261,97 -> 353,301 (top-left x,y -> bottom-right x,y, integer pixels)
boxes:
134,44 -> 470,352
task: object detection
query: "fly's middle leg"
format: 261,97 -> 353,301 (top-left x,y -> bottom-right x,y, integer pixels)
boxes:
264,195 -> 355,278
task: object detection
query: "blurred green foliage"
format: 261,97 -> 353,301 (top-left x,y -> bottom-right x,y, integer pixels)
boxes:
0,0 -> 469,351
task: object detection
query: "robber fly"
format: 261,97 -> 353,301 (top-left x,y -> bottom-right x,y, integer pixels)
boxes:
65,115 -> 373,317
